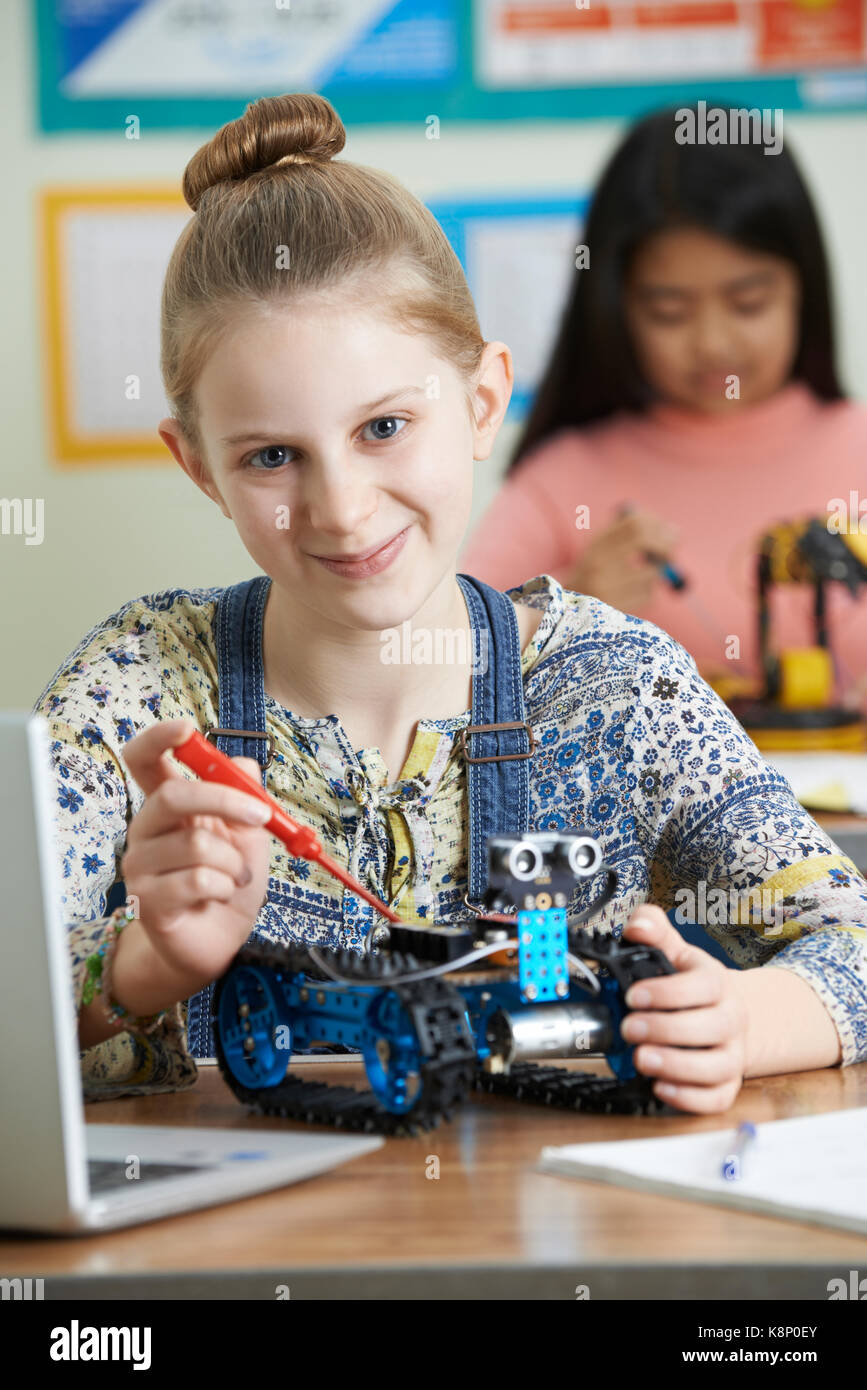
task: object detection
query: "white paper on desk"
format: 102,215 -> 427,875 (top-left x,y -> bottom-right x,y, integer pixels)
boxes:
539,1107 -> 867,1236
762,753 -> 867,814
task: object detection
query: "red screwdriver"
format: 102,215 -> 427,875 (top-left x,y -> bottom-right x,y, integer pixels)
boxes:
172,728 -> 400,924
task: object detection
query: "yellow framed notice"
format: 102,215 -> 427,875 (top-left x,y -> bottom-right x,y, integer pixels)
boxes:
39,185 -> 188,466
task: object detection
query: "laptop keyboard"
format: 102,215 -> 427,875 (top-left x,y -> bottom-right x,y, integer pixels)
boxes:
87,1158 -> 217,1194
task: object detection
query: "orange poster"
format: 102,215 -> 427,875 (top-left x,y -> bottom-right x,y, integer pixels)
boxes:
758,0 -> 865,68
479,0 -> 867,87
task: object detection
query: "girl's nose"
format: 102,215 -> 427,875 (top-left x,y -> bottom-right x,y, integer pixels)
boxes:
691,302 -> 734,363
300,460 -> 377,536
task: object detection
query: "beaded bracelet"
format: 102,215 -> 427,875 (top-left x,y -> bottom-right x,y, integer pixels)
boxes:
81,902 -> 169,1036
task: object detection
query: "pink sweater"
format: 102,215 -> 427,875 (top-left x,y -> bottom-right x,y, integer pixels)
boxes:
460,382 -> 867,692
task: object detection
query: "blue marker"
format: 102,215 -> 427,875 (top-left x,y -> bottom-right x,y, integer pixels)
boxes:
618,502 -> 688,590
721,1122 -> 756,1181
648,556 -> 688,591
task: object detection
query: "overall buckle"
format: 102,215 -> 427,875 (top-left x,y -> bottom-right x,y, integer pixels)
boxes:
204,725 -> 275,769
459,719 -> 535,765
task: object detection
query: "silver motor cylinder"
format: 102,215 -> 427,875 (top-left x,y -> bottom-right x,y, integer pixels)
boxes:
484,1001 -> 613,1070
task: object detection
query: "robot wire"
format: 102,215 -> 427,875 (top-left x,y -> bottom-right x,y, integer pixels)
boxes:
307,940 -> 601,994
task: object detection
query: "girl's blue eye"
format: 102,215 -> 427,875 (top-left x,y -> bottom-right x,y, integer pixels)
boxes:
362,416 -> 406,442
245,417 -> 405,467
248,445 -> 293,470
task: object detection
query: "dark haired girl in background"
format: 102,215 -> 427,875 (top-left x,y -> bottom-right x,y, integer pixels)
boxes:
461,105 -> 867,699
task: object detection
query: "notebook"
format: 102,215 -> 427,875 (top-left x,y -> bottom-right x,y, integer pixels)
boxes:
539,1106 -> 867,1236
763,752 -> 867,815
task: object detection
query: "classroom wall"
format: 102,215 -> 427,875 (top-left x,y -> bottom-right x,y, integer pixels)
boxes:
2,0 -> 867,709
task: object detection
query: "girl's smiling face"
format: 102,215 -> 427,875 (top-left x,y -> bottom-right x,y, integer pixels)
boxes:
161,296 -> 511,633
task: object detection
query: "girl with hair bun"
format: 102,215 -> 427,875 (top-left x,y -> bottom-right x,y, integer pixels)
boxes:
35,94 -> 867,1114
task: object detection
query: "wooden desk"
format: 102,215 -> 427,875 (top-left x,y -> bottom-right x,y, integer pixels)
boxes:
3,1057 -> 867,1299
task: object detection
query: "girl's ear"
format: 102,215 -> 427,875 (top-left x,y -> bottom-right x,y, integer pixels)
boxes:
158,418 -> 232,520
470,341 -> 514,462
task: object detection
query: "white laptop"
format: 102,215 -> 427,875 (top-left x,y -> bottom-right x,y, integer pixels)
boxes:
0,712 -> 382,1234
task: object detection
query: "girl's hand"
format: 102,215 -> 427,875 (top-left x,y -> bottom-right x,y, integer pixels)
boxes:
566,507 -> 678,615
119,718 -> 274,988
619,906 -> 748,1113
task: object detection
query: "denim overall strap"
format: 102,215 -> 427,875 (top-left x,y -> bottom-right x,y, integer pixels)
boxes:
186,574 -> 273,1057
208,575 -> 273,767
455,573 -> 533,908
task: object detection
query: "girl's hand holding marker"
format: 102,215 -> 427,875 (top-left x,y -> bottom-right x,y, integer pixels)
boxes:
113,719 -> 274,1010
568,504 -> 679,613
111,719 -> 400,1022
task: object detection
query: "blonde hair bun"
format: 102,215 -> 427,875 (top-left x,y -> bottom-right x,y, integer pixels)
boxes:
182,92 -> 346,211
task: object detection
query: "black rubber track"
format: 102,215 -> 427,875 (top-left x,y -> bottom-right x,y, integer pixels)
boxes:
474,1064 -> 669,1115
212,940 -> 478,1136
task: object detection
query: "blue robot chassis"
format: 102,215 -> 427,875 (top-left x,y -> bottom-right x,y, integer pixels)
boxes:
213,831 -> 676,1134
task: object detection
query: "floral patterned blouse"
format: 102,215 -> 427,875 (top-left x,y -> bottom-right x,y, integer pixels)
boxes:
31,573 -> 867,1100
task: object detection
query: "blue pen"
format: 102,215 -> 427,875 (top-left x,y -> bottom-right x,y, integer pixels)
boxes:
651,558 -> 687,591
721,1121 -> 757,1181
618,502 -> 688,590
